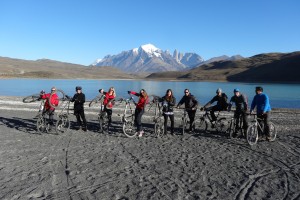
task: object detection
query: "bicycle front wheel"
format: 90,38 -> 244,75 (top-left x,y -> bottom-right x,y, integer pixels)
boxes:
268,122 -> 277,141
23,94 -> 41,103
56,115 -> 70,134
181,117 -> 188,135
36,115 -> 47,134
154,117 -> 164,138
123,119 -> 136,138
215,117 -> 229,134
99,113 -> 110,133
49,89 -> 66,109
228,119 -> 236,138
198,117 -> 208,134
246,124 -> 258,145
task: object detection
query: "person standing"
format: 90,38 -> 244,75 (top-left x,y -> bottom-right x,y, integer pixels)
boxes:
40,86 -> 59,129
128,89 -> 149,137
70,86 -> 87,131
160,89 -> 176,135
250,86 -> 271,140
176,89 -> 198,132
202,88 -> 228,122
228,88 -> 248,136
99,87 -> 116,125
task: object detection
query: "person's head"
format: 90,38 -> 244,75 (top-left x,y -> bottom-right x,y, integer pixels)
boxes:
140,89 -> 147,97
255,86 -> 263,94
108,87 -> 116,97
216,88 -> 222,96
184,89 -> 190,96
51,87 -> 56,93
76,86 -> 82,93
165,89 -> 173,97
233,88 -> 240,96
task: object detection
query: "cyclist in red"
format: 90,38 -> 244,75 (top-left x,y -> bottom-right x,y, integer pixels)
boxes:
99,87 -> 116,126
128,89 -> 149,137
40,87 -> 59,129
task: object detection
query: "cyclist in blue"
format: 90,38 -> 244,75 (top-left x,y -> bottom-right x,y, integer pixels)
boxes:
250,86 -> 271,140
228,88 -> 248,137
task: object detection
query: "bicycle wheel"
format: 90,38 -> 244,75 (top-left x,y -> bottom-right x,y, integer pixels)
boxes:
215,117 -> 229,134
49,89 -> 66,109
123,117 -> 136,138
268,122 -> 277,141
228,119 -> 236,138
23,94 -> 41,103
154,117 -> 164,137
99,113 -> 110,133
246,124 -> 258,145
89,95 -> 104,107
36,114 -> 47,133
56,114 -> 70,134
198,117 -> 208,133
181,116 -> 188,135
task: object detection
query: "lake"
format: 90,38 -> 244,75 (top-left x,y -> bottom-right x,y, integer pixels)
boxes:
1,79 -> 300,109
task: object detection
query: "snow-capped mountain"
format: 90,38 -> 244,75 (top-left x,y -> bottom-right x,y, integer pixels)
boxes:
92,44 -> 204,73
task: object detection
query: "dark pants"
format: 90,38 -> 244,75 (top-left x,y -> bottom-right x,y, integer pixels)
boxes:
234,110 -> 248,132
187,110 -> 196,130
135,108 -> 144,132
258,112 -> 270,136
104,108 -> 112,124
163,114 -> 174,134
43,109 -> 55,126
75,109 -> 87,128
209,105 -> 225,121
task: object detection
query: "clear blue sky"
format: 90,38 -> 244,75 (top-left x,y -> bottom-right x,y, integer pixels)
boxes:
1,0 -> 299,66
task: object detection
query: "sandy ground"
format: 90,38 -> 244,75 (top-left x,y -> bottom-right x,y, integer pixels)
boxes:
0,96 -> 300,200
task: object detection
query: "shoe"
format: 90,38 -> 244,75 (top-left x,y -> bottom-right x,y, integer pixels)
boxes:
82,127 -> 87,132
138,130 -> 144,137
77,126 -> 82,131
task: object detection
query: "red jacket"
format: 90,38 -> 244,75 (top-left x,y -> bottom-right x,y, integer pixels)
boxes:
130,91 -> 148,110
40,93 -> 59,110
103,92 -> 115,109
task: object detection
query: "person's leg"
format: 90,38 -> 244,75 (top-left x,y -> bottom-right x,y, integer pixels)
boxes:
80,110 -> 87,131
170,114 -> 175,134
188,110 -> 196,131
136,109 -> 144,132
163,114 -> 168,134
242,110 -> 248,133
75,112 -> 82,129
48,109 -> 55,126
234,111 -> 240,131
210,106 -> 218,121
264,112 -> 271,137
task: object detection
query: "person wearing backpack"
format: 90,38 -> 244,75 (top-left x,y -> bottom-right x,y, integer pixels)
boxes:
128,89 -> 149,137
228,88 -> 248,136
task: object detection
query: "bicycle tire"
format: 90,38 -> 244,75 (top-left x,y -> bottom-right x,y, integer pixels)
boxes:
181,116 -> 188,135
154,117 -> 164,137
89,95 -> 104,107
198,117 -> 208,133
36,114 -> 47,134
23,94 -> 41,103
123,119 -> 136,138
228,119 -> 235,138
49,89 -> 66,109
268,122 -> 277,142
246,124 -> 258,145
56,114 -> 70,134
99,112 -> 109,133
215,117 -> 229,134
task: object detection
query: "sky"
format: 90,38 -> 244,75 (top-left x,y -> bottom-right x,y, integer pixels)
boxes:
1,0 -> 300,66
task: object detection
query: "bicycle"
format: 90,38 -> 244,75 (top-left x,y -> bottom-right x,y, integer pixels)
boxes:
118,95 -> 136,138
148,96 -> 164,137
227,111 -> 248,139
23,93 -> 53,133
178,107 -> 197,135
55,96 -> 72,134
196,108 -> 228,134
48,89 -> 66,109
246,114 -> 277,145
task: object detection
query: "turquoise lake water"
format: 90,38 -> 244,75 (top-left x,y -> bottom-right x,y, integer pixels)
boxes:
1,79 -> 300,109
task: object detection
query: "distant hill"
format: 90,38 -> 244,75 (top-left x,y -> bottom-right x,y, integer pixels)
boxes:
147,51 -> 300,83
0,57 -> 135,79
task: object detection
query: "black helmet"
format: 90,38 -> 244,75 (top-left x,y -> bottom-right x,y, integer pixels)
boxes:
255,86 -> 263,92
76,86 -> 82,91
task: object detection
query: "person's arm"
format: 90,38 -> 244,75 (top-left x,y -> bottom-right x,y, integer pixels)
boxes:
169,97 -> 176,107
204,96 -> 215,108
250,96 -> 256,113
176,96 -> 184,108
242,94 -> 248,111
128,91 -> 140,97
191,96 -> 198,109
263,94 -> 269,113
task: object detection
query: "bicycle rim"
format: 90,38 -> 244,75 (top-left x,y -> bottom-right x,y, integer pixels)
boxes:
56,116 -> 70,134
123,120 -> 136,138
228,120 -> 235,138
99,115 -> 109,133
154,120 -> 164,138
181,118 -> 187,135
198,118 -> 208,133
23,94 -> 40,103
268,122 -> 277,141
36,117 -> 46,133
247,125 -> 258,145
49,89 -> 65,109
216,118 -> 229,134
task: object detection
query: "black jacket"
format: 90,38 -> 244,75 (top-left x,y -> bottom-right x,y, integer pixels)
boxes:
229,93 -> 248,111
205,93 -> 228,110
177,94 -> 198,109
71,93 -> 86,113
160,96 -> 176,113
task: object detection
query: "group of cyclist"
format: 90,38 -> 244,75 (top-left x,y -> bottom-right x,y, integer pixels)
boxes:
39,85 -> 272,139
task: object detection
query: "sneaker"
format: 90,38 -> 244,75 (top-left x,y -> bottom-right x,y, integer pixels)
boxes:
138,130 -> 144,137
82,127 -> 87,132
77,126 -> 82,131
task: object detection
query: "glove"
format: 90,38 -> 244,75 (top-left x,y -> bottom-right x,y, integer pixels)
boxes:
127,91 -> 131,94
200,107 -> 204,111
65,95 -> 71,99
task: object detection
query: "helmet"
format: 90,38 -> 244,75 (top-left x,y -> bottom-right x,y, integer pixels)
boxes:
255,86 -> 263,92
233,88 -> 240,93
76,86 -> 82,91
216,88 -> 222,93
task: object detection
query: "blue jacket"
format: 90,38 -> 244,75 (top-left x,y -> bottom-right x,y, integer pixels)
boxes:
250,93 -> 271,114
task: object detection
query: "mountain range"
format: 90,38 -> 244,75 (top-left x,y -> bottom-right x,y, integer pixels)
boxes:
92,44 -> 243,73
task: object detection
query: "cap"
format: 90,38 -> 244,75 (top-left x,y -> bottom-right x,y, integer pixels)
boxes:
216,88 -> 222,93
51,87 -> 56,91
234,88 -> 240,93
76,86 -> 82,90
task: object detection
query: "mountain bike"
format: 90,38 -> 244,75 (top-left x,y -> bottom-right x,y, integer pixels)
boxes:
246,114 -> 277,145
118,95 -> 136,138
55,96 -> 72,134
196,108 -> 228,134
227,111 -> 248,138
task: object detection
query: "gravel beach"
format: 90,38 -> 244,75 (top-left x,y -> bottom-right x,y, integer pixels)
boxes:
0,96 -> 299,200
